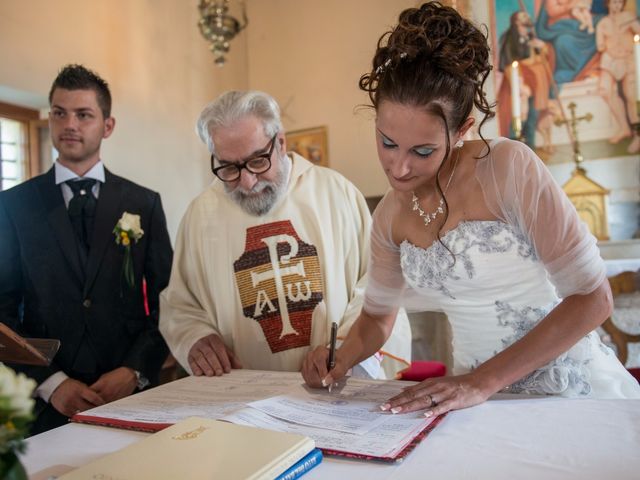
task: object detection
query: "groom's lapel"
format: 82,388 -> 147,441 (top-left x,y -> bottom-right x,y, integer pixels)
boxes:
36,169 -> 85,284
84,170 -> 123,297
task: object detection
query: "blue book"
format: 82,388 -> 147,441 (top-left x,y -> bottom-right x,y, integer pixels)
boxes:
275,448 -> 323,480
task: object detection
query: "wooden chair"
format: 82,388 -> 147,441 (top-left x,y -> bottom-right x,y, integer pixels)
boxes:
601,271 -> 640,382
607,271 -> 637,297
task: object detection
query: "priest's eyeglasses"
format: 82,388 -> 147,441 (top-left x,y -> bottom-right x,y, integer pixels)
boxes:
211,134 -> 277,182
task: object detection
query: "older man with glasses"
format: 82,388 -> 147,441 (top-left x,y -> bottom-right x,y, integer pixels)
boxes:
159,90 -> 411,381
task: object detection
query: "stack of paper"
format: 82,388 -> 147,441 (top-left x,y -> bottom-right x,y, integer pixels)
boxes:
72,370 -> 444,462
223,379 -> 441,461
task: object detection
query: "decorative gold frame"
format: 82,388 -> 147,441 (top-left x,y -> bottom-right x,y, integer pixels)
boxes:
285,126 -> 329,167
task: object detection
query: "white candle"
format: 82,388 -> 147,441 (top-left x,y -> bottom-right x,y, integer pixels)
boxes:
634,35 -> 640,102
511,61 -> 521,119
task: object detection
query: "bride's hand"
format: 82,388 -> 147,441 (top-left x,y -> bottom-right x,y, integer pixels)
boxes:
301,346 -> 350,389
380,373 -> 493,417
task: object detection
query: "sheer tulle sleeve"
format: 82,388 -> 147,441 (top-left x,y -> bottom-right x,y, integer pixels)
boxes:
476,138 -> 606,298
362,192 -> 408,316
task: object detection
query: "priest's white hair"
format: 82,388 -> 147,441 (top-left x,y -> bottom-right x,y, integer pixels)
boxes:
196,90 -> 283,154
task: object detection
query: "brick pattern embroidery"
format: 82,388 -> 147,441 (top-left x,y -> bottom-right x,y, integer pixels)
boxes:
233,220 -> 324,353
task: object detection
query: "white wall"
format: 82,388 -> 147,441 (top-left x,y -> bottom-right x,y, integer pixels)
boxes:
244,0 -> 416,197
0,0 -> 248,240
2,0 -> 636,239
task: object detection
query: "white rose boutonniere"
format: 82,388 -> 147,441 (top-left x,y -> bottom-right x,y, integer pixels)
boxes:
113,212 -> 144,289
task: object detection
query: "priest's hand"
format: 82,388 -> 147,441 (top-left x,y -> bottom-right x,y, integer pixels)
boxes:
50,378 -> 106,418
90,367 -> 138,403
188,333 -> 242,376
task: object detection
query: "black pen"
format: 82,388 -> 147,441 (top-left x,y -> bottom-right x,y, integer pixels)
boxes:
327,322 -> 338,393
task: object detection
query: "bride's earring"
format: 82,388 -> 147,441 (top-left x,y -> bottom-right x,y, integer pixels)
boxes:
455,139 -> 464,149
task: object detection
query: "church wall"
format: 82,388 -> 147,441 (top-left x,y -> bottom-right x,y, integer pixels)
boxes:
1,0 -> 636,241
243,0 -> 416,198
0,0 -> 248,240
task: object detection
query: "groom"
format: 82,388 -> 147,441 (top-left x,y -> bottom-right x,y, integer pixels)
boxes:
0,64 -> 173,434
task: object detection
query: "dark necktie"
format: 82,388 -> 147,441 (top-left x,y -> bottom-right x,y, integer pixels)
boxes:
66,179 -> 97,252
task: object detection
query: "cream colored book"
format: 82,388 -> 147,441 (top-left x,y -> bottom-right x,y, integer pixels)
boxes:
59,417 -> 315,480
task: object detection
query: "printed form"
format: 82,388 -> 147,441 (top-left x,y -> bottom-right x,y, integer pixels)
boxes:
223,379 -> 435,458
75,370 -> 436,458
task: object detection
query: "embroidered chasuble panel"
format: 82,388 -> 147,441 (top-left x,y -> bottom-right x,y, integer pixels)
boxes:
233,220 -> 324,353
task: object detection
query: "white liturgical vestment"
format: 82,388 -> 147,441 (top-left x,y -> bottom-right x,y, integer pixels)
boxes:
160,153 -> 412,379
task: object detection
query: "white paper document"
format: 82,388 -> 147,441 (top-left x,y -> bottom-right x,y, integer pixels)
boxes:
75,370 -> 437,459
223,401 -> 434,458
225,377 -> 436,458
247,387 -> 389,435
76,370 -> 303,425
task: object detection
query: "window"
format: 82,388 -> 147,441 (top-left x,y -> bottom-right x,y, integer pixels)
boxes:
0,102 -> 41,192
0,117 -> 27,190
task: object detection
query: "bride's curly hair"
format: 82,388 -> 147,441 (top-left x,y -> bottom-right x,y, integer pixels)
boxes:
360,2 -> 494,152
360,2 -> 495,240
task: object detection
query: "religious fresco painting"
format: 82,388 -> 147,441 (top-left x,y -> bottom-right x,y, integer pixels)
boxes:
491,0 -> 640,164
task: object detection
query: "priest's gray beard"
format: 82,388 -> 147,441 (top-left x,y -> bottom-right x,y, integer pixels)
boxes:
225,154 -> 291,216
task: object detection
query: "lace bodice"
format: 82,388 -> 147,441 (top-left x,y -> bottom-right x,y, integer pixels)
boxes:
362,138 -> 640,398
401,221 -> 540,301
398,221 -> 620,397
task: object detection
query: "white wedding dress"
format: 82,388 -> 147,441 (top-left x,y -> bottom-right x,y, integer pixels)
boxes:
399,220 -> 640,398
366,138 -> 640,399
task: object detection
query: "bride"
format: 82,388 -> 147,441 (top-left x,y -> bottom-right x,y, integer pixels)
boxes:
302,1 -> 640,416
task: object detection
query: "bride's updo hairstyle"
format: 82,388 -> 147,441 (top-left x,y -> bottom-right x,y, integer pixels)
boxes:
359,2 -> 495,156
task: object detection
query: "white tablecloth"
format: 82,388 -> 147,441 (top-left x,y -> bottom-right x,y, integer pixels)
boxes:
22,396 -> 640,480
605,258 -> 640,277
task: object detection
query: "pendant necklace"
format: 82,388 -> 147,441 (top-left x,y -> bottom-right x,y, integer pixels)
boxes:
411,146 -> 460,226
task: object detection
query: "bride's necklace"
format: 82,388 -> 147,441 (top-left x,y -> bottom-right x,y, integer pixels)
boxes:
411,147 -> 460,226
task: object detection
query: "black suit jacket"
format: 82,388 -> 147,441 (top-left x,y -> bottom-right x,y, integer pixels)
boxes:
0,167 -> 172,390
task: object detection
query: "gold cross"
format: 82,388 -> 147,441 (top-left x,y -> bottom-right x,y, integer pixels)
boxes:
554,102 -> 592,171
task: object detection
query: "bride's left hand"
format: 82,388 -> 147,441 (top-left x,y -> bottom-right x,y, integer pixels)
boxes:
381,373 -> 493,417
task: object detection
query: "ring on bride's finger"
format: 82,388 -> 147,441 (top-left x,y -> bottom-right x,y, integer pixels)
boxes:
427,393 -> 437,407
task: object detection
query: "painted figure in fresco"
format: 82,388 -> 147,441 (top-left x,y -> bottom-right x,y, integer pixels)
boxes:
498,10 -> 558,151
596,0 -> 640,152
498,0 -> 640,154
572,0 -> 596,33
535,0 -> 602,84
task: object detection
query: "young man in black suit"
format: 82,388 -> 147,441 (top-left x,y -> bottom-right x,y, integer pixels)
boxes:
0,64 -> 173,434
